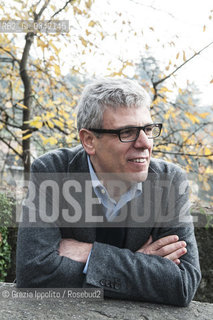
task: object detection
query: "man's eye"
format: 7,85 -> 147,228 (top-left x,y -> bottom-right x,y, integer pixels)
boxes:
120,128 -> 135,137
145,126 -> 153,134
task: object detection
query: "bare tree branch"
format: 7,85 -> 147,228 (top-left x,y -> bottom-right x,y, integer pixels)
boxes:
0,137 -> 23,158
51,0 -> 75,19
34,0 -> 51,21
0,119 -> 22,130
4,126 -> 22,147
153,41 -> 213,87
153,149 -> 213,158
0,46 -> 20,64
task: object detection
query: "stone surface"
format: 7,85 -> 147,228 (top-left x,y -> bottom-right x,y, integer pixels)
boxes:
0,283 -> 212,320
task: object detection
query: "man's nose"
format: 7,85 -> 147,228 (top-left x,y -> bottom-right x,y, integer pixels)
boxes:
133,129 -> 152,149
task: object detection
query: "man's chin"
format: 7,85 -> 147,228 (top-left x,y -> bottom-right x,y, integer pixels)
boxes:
132,171 -> 148,182
121,171 -> 149,183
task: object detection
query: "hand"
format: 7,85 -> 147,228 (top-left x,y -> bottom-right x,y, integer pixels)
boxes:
137,235 -> 187,265
58,239 -> 92,263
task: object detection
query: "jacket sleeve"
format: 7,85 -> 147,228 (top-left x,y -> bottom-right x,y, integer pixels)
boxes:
16,226 -> 86,288
84,225 -> 201,306
16,152 -> 86,288
83,166 -> 201,307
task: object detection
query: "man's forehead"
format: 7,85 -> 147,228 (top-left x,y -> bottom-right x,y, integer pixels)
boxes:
102,105 -> 151,121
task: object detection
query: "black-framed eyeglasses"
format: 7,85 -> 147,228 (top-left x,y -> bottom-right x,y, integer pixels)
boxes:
89,123 -> 162,143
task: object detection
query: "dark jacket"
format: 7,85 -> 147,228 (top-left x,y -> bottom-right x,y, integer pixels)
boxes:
16,145 -> 201,306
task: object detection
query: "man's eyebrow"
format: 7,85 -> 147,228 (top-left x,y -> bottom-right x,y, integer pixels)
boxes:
115,123 -> 154,130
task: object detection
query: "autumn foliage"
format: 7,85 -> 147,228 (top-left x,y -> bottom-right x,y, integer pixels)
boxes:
0,0 -> 212,204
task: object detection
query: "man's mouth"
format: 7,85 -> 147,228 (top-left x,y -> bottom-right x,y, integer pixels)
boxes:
128,158 -> 147,163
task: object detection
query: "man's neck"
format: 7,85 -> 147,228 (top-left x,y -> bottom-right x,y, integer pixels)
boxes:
89,156 -> 136,200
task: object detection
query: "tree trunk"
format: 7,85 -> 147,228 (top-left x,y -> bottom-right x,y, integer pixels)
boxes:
20,32 -> 34,179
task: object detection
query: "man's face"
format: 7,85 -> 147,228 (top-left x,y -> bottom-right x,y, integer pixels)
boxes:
90,106 -> 153,185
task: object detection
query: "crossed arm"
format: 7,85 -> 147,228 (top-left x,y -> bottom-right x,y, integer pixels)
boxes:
16,157 -> 201,305
57,233 -> 200,306
59,234 -> 187,265
16,224 -> 201,306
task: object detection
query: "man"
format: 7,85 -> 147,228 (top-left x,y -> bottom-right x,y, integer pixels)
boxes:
16,78 -> 201,306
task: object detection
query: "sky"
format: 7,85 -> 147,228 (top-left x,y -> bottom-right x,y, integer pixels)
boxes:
62,0 -> 213,107
1,0 -> 213,106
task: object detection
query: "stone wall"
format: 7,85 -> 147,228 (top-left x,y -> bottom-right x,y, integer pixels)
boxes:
0,283 -> 213,320
193,208 -> 213,303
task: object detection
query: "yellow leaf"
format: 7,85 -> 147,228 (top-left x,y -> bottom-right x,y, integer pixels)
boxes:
17,102 -> 28,109
54,64 -> 61,76
50,4 -> 56,10
47,120 -> 54,128
38,133 -> 45,140
210,79 -> 213,84
85,0 -> 92,9
185,112 -> 200,124
205,167 -> 213,174
23,133 -> 32,140
49,55 -> 55,61
204,148 -> 212,156
183,51 -> 186,61
100,31 -> 104,40
73,6 -> 82,15
79,36 -> 87,47
49,40 -> 61,55
66,133 -> 76,144
88,20 -> 96,27
188,96 -> 193,106
70,101 -> 76,107
203,25 -> 206,32
1,46 -> 11,51
176,52 -> 179,59
164,111 -> 171,120
30,116 -> 43,128
37,38 -> 47,51
198,112 -> 209,119
203,180 -> 210,191
150,88 -> 155,94
158,87 -> 172,93
49,137 -> 58,145
52,119 -> 64,129
86,29 -> 91,36
67,119 -> 74,128
45,112 -> 55,119
43,137 -> 57,145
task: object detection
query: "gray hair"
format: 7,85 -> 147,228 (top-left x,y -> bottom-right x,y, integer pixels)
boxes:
77,78 -> 151,131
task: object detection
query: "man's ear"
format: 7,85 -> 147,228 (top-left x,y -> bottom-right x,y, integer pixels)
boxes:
79,129 -> 96,155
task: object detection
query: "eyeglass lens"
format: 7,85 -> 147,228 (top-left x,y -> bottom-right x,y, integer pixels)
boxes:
119,125 -> 160,141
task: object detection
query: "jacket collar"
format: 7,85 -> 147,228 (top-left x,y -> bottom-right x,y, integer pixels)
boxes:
67,145 -> 89,174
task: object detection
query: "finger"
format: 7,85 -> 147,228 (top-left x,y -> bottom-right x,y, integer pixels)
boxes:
165,247 -> 187,261
156,241 -> 186,257
150,235 -> 179,251
173,259 -> 180,265
141,235 -> 153,249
